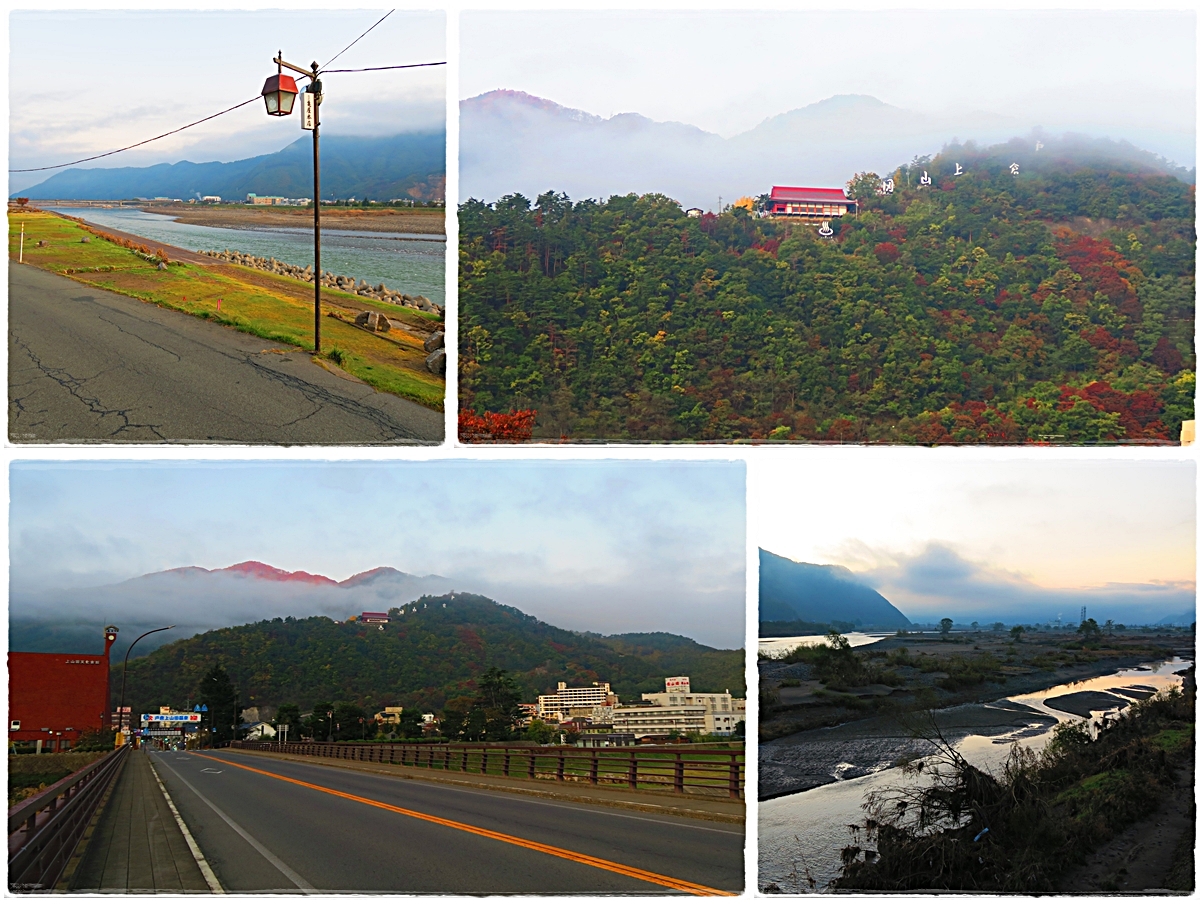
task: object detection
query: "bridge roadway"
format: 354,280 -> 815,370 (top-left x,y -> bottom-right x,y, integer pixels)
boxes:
148,749 -> 744,894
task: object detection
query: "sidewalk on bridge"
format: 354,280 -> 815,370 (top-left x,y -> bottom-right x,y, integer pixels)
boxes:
228,748 -> 745,824
67,749 -> 214,892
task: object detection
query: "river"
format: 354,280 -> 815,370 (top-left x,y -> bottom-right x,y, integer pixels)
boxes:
758,656 -> 1190,892
759,633 -> 890,658
47,207 -> 445,305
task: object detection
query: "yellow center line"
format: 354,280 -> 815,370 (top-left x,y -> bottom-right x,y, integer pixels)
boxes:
194,752 -> 734,896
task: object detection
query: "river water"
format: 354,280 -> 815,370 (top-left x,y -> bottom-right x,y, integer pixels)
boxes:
759,656 -> 1190,892
759,633 -> 890,658
47,207 -> 445,305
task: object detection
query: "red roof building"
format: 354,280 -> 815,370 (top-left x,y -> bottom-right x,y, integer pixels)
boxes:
767,186 -> 857,218
9,626 -> 118,751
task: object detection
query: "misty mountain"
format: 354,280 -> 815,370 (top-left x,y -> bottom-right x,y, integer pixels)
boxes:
10,561 -> 456,660
759,549 -> 912,630
461,90 -> 1193,209
117,592 -> 745,717
15,132 -> 445,202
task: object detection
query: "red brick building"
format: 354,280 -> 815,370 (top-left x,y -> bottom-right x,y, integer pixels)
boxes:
767,186 -> 858,218
9,626 -> 119,751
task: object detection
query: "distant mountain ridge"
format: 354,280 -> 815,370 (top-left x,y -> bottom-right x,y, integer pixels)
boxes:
117,592 -> 745,717
10,561 -> 456,659
759,549 -> 912,630
15,132 -> 446,202
461,90 -> 1192,208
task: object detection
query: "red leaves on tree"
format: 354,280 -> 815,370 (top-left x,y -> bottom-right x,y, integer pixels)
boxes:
874,242 -> 900,264
458,409 -> 537,442
1057,381 -> 1169,440
1152,337 -> 1185,373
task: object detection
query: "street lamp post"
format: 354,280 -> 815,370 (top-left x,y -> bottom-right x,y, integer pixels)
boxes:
262,52 -> 323,354
117,625 -> 176,747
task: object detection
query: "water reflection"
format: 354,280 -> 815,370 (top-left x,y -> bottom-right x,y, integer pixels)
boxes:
759,657 -> 1189,892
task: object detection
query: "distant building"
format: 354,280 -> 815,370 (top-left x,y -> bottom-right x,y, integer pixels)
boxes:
537,681 -> 617,723
202,195 -> 222,204
685,208 -> 704,218
245,722 -> 277,741
766,186 -> 857,219
9,626 -> 118,751
360,611 -> 390,624
614,676 -> 746,738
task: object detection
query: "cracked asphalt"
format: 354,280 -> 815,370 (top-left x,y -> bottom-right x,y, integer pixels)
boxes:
9,266 -> 444,443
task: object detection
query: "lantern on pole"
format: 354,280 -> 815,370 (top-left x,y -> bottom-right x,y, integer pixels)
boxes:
261,56 -> 298,116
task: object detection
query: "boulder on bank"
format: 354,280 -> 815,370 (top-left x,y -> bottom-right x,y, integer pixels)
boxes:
425,348 -> 446,375
424,330 -> 445,353
354,310 -> 390,333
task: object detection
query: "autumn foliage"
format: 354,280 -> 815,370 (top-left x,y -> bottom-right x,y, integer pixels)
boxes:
460,139 -> 1194,443
458,408 -> 537,442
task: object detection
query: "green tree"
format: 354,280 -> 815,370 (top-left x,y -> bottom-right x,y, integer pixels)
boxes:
1009,625 -> 1026,642
524,719 -> 556,744
198,664 -> 237,744
308,702 -> 334,742
1076,618 -> 1101,642
939,618 -> 954,636
275,703 -> 301,732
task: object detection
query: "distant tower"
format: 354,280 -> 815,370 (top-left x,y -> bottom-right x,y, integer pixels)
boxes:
1080,606 -> 1087,624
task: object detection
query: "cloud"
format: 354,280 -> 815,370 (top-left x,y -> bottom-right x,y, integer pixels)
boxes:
854,543 -> 1195,625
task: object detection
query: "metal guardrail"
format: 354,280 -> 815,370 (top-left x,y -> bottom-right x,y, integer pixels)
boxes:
8,745 -> 129,891
233,740 -> 744,799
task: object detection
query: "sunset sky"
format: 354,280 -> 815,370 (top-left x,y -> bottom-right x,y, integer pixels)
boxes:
754,456 -> 1194,625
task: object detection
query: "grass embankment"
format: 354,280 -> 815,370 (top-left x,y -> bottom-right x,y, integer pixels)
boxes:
8,210 -> 444,409
759,629 -> 1187,741
145,203 -> 446,234
8,751 -> 108,806
832,681 -> 1194,892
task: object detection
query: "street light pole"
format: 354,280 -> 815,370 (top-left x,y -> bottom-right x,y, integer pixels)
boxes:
117,625 -> 176,746
266,53 -> 323,354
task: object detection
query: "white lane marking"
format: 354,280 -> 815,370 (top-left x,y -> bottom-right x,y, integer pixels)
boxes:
223,751 -> 745,835
201,768 -> 223,773
154,754 -> 316,893
147,756 -> 224,893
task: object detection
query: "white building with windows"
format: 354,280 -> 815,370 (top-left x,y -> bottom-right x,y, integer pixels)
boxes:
536,681 -> 617,722
613,676 -> 746,738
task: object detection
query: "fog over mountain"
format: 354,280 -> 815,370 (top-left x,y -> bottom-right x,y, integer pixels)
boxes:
461,90 -> 1190,208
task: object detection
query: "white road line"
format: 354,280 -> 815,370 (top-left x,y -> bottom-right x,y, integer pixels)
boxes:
147,756 -> 224,894
154,754 -> 316,893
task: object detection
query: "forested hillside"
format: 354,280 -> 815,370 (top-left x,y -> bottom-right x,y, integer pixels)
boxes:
119,593 -> 743,718
460,138 -> 1194,443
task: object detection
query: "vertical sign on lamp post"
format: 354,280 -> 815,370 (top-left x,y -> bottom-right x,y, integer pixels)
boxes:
301,79 -> 321,355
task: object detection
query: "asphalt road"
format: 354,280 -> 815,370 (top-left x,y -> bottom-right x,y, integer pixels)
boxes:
9,265 -> 443,443
150,750 -> 744,894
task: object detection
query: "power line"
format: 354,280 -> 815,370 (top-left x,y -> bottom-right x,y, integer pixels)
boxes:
9,55 -> 444,174
324,61 -> 446,73
323,9 -> 394,69
10,96 -> 260,173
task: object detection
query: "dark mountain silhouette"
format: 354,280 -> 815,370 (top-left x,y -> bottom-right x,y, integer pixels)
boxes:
115,592 -> 744,718
15,132 -> 445,201
759,549 -> 911,630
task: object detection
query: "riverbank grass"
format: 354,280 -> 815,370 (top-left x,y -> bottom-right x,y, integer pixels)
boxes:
9,211 -> 444,410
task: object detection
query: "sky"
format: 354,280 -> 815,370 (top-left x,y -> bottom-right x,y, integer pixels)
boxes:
9,10 -> 446,193
752,456 -> 1195,625
461,10 -> 1195,166
10,460 -> 746,648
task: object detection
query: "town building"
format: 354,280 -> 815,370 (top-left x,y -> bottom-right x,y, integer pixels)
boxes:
685,208 -> 704,218
614,676 -> 746,739
766,186 -> 857,219
9,626 -> 119,752
536,681 -> 617,722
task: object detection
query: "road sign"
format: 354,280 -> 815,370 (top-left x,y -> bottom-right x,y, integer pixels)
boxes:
143,713 -> 201,722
